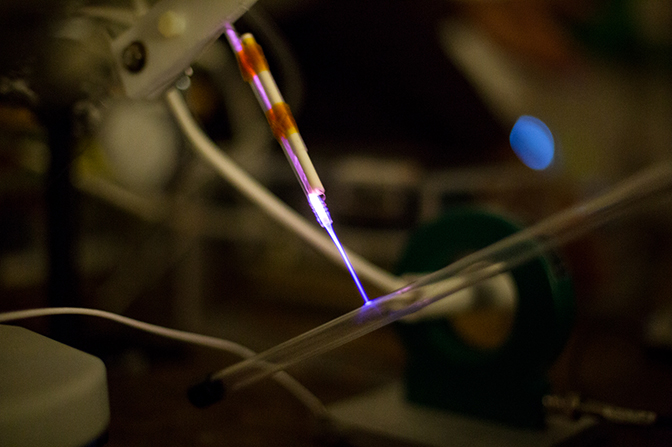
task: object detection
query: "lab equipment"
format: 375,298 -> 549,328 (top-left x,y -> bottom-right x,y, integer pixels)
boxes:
111,2 -> 329,222
0,325 -> 109,447
395,208 -> 573,428
224,27 -> 325,209
6,2 -> 672,445
108,0 -> 375,303
111,0 -> 259,99
224,25 -> 370,303
188,162 -> 672,407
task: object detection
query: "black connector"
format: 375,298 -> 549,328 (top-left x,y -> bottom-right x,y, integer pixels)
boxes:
188,376 -> 226,408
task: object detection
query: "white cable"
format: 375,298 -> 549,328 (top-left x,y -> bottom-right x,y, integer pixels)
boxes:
165,88 -> 406,292
0,307 -> 327,417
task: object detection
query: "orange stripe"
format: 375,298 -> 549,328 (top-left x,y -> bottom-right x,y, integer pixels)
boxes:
235,37 -> 268,83
265,102 -> 297,140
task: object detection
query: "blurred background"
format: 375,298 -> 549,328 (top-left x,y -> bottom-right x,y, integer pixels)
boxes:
2,0 -> 672,445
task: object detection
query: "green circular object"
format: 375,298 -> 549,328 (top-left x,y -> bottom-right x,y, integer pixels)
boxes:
396,208 -> 574,381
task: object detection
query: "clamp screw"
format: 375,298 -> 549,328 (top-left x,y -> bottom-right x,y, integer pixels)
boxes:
122,41 -> 146,73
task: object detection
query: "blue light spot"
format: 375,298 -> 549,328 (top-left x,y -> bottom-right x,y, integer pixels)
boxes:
509,116 -> 555,170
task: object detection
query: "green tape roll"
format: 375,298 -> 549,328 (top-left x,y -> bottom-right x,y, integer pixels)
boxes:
396,208 -> 574,428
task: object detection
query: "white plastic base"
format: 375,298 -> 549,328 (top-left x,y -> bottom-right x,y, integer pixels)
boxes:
0,325 -> 110,447
328,382 -> 595,447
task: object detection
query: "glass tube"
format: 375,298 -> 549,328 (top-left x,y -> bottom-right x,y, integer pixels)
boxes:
211,164 -> 672,394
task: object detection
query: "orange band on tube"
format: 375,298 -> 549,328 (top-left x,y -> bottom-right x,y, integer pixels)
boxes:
266,102 -> 297,140
236,36 -> 268,83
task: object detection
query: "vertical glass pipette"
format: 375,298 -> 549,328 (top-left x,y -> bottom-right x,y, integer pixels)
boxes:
224,25 -> 369,304
187,163 -> 672,407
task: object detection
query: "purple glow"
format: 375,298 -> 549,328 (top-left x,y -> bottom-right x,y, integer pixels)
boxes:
224,26 -> 242,52
282,138 -> 312,196
308,193 -> 332,227
251,75 -> 273,111
225,26 -> 273,111
325,223 -> 370,305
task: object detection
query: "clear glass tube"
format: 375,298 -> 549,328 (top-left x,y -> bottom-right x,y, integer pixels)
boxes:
212,164 -> 672,394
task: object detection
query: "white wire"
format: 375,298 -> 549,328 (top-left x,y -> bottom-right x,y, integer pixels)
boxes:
0,307 -> 328,417
165,88 -> 406,293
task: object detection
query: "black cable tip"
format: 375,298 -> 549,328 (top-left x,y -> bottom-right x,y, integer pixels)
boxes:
188,376 -> 226,408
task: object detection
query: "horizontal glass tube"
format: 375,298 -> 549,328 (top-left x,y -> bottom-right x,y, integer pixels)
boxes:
212,164 -> 672,394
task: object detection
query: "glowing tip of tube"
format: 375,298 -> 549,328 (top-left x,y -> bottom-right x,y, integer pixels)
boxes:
308,193 -> 332,228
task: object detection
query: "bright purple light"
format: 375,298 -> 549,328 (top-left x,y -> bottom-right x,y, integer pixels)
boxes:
284,139 -> 313,197
309,195 -> 368,304
324,223 -> 370,305
224,26 -> 242,52
308,193 -> 331,227
251,75 -> 273,111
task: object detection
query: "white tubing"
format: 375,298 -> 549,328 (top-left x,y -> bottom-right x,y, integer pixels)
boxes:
0,307 -> 327,417
165,88 -> 405,292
